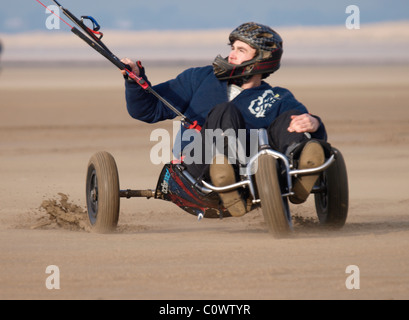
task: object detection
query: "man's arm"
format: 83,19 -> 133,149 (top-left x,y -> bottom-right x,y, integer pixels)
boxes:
120,58 -> 193,124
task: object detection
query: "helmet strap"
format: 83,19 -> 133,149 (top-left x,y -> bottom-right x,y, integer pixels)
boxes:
229,75 -> 252,87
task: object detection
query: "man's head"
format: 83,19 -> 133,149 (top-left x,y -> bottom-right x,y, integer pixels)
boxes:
213,22 -> 283,84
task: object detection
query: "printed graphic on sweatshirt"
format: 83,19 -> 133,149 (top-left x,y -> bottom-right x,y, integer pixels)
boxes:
248,89 -> 281,118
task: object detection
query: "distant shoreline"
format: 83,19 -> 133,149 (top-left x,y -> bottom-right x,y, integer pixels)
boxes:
2,59 -> 409,68
1,21 -> 409,68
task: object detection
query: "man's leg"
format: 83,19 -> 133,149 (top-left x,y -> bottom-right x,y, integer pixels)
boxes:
268,110 -> 325,204
184,102 -> 247,217
184,102 -> 246,180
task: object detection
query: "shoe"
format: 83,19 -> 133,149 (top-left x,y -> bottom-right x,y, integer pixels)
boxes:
209,155 -> 246,217
290,141 -> 325,204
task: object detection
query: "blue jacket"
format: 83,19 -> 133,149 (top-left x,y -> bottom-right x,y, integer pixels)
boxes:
125,65 -> 327,151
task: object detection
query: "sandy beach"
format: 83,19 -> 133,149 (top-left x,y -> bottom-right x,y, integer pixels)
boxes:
1,62 -> 409,300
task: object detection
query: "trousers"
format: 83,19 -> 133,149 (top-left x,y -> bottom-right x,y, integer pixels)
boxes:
183,102 -> 314,180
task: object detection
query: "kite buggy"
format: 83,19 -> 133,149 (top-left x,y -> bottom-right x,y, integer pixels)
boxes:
86,135 -> 348,238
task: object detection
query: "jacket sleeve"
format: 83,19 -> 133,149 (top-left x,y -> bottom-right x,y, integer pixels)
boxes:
310,115 -> 328,141
124,67 -> 197,124
278,87 -> 328,141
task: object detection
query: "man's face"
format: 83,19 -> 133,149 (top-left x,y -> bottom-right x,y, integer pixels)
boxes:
228,40 -> 257,65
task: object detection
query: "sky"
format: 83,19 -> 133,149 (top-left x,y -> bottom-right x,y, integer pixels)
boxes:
1,0 -> 408,33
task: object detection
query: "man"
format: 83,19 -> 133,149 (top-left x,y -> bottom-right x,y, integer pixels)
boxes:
121,22 -> 327,217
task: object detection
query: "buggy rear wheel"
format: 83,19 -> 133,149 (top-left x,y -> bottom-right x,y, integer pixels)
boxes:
255,154 -> 292,238
86,151 -> 120,233
314,148 -> 348,228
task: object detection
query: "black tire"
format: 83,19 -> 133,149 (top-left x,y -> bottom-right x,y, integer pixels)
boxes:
314,148 -> 349,228
255,154 -> 292,238
86,151 -> 120,233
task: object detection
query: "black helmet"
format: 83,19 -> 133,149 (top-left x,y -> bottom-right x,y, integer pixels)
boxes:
213,22 -> 283,82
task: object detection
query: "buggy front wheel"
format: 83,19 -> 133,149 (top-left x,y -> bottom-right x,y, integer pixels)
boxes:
86,151 -> 120,233
255,154 -> 292,238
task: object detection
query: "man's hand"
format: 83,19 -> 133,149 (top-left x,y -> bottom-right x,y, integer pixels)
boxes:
120,58 -> 140,77
288,113 -> 320,133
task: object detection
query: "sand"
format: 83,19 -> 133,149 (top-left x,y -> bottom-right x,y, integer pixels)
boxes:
1,63 -> 409,300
